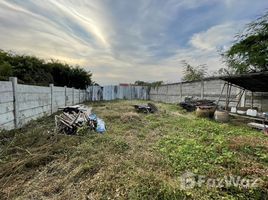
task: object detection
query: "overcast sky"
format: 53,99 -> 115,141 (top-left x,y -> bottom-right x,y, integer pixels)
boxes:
0,0 -> 267,85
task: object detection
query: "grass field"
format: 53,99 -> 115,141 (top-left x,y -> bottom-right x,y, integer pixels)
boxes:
0,100 -> 267,199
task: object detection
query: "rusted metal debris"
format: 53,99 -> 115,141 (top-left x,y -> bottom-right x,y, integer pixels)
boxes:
179,97 -> 216,112
133,103 -> 158,113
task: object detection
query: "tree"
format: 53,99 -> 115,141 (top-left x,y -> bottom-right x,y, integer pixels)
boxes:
0,50 -> 93,88
181,60 -> 207,81
68,66 -> 92,89
0,62 -> 12,80
134,80 -> 163,88
223,11 -> 268,73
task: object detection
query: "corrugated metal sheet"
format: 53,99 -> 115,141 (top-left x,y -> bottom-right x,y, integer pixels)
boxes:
87,85 -> 149,101
86,86 -> 103,101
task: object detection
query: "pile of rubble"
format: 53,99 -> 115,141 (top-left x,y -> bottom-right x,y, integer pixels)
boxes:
133,103 -> 158,113
55,105 -> 106,135
179,97 -> 216,112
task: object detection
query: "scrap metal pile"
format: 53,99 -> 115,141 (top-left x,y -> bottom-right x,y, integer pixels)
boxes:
133,103 -> 158,113
55,105 -> 106,135
179,97 -> 216,112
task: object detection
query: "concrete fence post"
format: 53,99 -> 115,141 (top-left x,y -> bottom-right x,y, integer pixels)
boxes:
86,87 -> 90,101
83,90 -> 85,102
72,87 -> 75,105
180,82 -> 183,101
9,77 -> 19,128
85,87 -> 88,101
166,85 -> 169,97
78,89 -> 80,103
64,86 -> 67,106
201,80 -> 204,99
130,86 -> 132,100
49,84 -> 54,114
241,90 -> 246,107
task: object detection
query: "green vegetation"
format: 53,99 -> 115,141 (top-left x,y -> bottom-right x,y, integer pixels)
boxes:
0,50 -> 92,88
0,101 -> 267,199
134,80 -> 163,88
181,60 -> 208,81
223,11 -> 268,74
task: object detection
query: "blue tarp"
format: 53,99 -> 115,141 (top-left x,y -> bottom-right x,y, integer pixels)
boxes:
88,114 -> 106,133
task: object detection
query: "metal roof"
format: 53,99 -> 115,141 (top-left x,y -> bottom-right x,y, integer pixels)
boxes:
220,71 -> 268,92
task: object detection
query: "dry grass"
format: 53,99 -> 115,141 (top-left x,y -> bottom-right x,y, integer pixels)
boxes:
120,112 -> 141,123
0,100 -> 267,199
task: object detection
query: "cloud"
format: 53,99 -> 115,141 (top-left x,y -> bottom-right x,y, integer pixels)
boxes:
0,0 -> 267,85
189,22 -> 245,51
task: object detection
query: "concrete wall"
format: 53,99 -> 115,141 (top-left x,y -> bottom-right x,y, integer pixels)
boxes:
17,84 -> 51,126
87,85 -> 149,101
3,77 -> 267,130
0,78 -> 87,130
150,79 -> 268,111
149,79 -> 228,103
0,81 -> 147,130
0,81 -> 15,130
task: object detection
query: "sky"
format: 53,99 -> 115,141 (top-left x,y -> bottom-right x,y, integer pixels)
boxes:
0,0 -> 267,85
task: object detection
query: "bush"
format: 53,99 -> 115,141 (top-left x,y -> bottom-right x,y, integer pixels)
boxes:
0,50 -> 93,88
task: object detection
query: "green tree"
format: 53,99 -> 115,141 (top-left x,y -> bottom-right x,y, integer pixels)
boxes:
11,55 -> 53,85
68,66 -> 92,89
223,11 -> 268,73
0,50 -> 93,88
0,62 -> 13,80
181,60 -> 207,81
134,80 -> 163,88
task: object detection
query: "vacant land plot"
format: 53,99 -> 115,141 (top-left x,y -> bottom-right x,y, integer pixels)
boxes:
0,100 -> 267,199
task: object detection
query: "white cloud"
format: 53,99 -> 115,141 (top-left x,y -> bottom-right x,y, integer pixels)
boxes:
0,0 -> 267,85
190,22 -> 245,51
158,21 -> 247,81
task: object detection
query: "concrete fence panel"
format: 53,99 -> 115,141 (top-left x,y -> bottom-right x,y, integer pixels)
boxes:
17,84 -> 51,126
0,81 -> 15,130
3,77 -> 268,131
53,86 -> 66,112
0,78 -> 87,130
149,79 -> 268,111
66,87 -> 73,106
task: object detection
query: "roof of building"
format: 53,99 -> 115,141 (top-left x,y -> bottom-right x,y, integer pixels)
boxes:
219,71 -> 268,92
